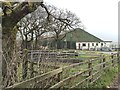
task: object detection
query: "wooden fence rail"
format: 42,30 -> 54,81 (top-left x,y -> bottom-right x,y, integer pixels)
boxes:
7,68 -> 62,88
49,53 -> 118,89
6,52 -> 118,89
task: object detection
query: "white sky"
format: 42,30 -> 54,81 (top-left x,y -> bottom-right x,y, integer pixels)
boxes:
44,0 -> 119,42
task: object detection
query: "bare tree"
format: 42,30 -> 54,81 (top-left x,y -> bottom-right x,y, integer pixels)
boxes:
1,1 -> 84,88
1,1 -> 46,87
17,7 -> 48,78
17,6 -> 50,49
46,5 -> 82,49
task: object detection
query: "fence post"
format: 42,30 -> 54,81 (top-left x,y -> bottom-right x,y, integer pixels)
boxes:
29,51 -> 34,78
117,53 -> 119,64
103,55 -> 106,69
57,70 -> 63,90
99,54 -> 103,69
58,72 -> 62,82
30,63 -> 34,78
88,59 -> 92,83
22,49 -> 28,79
111,53 -> 114,66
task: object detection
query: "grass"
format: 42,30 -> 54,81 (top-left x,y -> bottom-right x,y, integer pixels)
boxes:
89,65 -> 118,88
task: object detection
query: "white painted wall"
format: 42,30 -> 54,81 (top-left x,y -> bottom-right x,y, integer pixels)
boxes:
76,42 -> 112,50
105,42 -> 112,48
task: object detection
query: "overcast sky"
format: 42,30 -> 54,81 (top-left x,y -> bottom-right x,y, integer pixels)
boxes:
44,0 -> 119,42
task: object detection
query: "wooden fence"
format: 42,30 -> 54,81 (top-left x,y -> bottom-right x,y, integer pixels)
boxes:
17,50 -> 100,81
6,52 -> 119,89
50,53 -> 118,89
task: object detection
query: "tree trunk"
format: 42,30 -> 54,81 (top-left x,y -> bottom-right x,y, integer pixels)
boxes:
2,27 -> 17,87
22,35 -> 28,80
55,35 -> 59,49
34,36 -> 38,49
1,1 -> 43,88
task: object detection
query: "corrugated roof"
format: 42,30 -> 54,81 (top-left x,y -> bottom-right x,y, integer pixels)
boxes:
62,28 -> 103,42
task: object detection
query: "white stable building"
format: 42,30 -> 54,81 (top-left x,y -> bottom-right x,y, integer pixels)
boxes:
62,28 -> 112,50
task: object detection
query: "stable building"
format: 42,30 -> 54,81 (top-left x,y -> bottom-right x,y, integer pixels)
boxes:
61,28 -> 112,50
41,28 -> 112,50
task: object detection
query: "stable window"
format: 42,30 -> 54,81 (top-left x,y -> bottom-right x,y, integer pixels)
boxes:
101,43 -> 103,46
82,43 -> 86,46
92,43 -> 94,46
96,43 -> 98,46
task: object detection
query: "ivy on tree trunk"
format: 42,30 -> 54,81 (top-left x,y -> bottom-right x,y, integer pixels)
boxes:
2,1 -> 43,87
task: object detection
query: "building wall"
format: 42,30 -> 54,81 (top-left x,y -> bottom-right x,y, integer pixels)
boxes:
76,42 -> 112,50
105,42 -> 112,48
